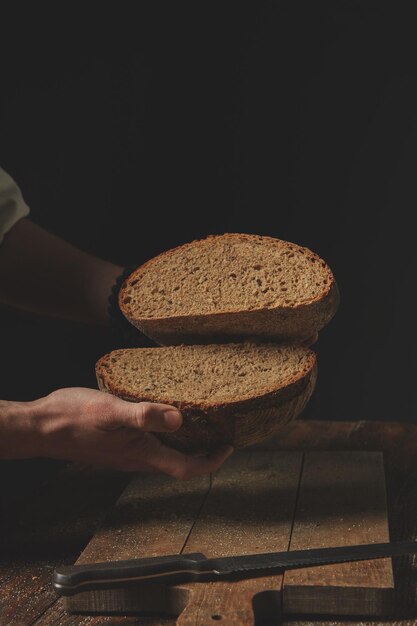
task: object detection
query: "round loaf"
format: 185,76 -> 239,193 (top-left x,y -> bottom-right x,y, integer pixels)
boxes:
119,233 -> 339,346
95,343 -> 317,452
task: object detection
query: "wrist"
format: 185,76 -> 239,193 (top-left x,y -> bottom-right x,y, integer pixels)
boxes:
0,399 -> 44,460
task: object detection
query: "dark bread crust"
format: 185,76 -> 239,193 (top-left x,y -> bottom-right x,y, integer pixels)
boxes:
119,233 -> 339,345
158,367 -> 317,452
122,282 -> 339,346
95,348 -> 317,452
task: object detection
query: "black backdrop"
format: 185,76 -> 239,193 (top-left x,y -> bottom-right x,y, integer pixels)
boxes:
1,2 -> 417,422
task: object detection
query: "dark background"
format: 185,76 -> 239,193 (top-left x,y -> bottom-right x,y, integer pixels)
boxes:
1,2 -> 416,422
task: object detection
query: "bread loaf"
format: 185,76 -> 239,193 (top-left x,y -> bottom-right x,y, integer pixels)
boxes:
119,233 -> 339,345
96,343 -> 317,452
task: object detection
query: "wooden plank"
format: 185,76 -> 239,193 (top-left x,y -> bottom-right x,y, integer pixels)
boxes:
0,462 -> 129,626
66,472 -> 211,614
0,562 -> 59,626
14,421 -> 417,625
283,451 -> 394,616
176,451 -> 303,626
66,451 -> 303,623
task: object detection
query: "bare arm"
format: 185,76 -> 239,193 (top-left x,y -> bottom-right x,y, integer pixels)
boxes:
0,218 -> 123,325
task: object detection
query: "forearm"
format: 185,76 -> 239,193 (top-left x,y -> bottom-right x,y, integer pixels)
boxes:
0,219 -> 123,325
0,399 -> 42,460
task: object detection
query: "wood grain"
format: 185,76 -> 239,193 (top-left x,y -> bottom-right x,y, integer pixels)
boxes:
64,450 -> 393,622
4,419 -> 417,625
0,463 -> 129,626
177,451 -> 302,625
283,451 -> 394,616
66,472 -> 210,614
67,451 -> 302,622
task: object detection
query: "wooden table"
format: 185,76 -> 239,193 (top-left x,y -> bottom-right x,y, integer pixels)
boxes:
1,419 -> 417,626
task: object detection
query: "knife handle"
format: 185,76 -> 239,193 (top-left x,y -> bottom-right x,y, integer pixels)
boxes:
53,553 -> 207,596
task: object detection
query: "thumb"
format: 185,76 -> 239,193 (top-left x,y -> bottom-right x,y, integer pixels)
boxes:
110,399 -> 183,433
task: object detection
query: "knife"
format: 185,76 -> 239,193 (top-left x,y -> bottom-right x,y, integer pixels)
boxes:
53,540 -> 417,596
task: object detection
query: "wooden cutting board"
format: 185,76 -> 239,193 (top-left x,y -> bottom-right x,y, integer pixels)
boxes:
66,451 -> 394,622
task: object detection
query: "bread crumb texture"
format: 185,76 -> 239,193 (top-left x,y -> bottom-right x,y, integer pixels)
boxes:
96,343 -> 314,408
121,234 -> 335,319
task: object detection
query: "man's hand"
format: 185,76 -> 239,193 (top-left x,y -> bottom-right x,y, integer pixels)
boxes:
0,388 -> 233,479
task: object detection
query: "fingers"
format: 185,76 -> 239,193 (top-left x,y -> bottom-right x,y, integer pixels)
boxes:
105,398 -> 182,433
134,436 -> 234,480
102,396 -> 234,478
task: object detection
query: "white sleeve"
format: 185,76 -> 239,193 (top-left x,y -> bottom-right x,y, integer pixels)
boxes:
0,167 -> 30,244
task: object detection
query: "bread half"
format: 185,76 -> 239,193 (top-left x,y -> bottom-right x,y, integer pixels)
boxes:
119,233 -> 339,345
96,343 -> 317,452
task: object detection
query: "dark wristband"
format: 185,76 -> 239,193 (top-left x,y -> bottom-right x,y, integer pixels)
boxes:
107,265 -> 137,340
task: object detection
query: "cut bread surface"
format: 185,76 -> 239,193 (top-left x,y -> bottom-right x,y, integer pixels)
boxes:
121,234 -> 335,318
96,343 -> 315,409
97,234 -> 336,449
119,234 -> 339,345
96,343 -> 317,451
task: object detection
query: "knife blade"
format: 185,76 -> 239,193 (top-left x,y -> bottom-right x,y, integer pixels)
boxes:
53,540 -> 417,596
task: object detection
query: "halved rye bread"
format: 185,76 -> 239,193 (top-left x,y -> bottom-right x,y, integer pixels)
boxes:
119,233 -> 339,345
96,343 -> 317,452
